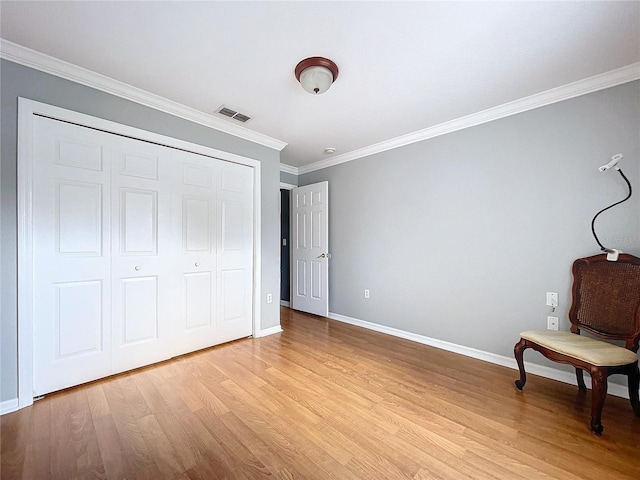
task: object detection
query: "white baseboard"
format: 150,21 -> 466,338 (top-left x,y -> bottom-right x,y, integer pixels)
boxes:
280,300 -> 290,307
328,312 -> 630,399
257,325 -> 283,338
0,398 -> 19,415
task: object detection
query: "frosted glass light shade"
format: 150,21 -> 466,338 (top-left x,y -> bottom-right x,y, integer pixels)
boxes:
299,65 -> 334,95
295,57 -> 339,95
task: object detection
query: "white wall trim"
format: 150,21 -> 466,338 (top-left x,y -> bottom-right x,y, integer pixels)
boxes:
280,300 -> 291,307
1,39 -> 287,152
328,312 -> 630,399
257,325 -> 283,337
0,398 -> 19,416
17,98 -> 264,410
17,99 -> 35,410
298,63 -> 640,175
280,164 -> 298,175
279,182 -> 296,190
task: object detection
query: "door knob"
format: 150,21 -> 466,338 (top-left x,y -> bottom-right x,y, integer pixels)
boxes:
195,262 -> 200,267
134,265 -> 141,271
316,253 -> 326,259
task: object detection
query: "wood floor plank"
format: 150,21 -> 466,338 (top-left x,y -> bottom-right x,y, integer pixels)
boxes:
50,391 -> 81,479
101,380 -> 155,473
69,389 -> 105,479
136,414 -> 186,479
184,449 -> 248,480
117,374 -> 153,420
167,407 -> 242,480
0,407 -> 28,479
130,368 -> 173,414
218,411 -> 312,479
20,438 -> 51,480
2,306 -> 639,480
187,379 -> 232,417
85,383 -> 110,422
92,414 -> 133,480
193,407 -> 271,479
412,467 -> 447,480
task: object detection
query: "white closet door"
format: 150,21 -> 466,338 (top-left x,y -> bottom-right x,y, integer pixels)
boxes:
29,111 -> 255,397
110,136 -> 175,374
217,161 -> 254,343
171,150 -> 220,356
32,116 -> 112,395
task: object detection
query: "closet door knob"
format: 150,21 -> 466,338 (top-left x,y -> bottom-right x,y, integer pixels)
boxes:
195,262 -> 200,267
134,265 -> 141,271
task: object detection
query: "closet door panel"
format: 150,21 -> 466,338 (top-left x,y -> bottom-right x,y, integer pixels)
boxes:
57,181 -> 103,254
184,272 -> 212,329
120,188 -> 158,254
217,161 -> 254,344
110,136 -> 175,374
121,276 -> 159,343
171,150 -> 220,356
32,117 -> 112,396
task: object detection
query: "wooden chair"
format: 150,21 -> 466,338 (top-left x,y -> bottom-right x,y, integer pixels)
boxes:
514,253 -> 640,435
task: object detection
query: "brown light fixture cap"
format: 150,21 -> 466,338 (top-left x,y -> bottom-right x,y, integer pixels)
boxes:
295,57 -> 339,82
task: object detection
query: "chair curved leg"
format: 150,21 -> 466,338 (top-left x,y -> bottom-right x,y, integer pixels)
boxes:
514,338 -> 528,390
590,367 -> 608,435
628,363 -> 640,417
575,368 -> 587,392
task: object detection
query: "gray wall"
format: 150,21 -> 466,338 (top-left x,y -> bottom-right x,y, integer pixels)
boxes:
0,59 -> 282,403
300,81 -> 640,369
280,170 -> 298,186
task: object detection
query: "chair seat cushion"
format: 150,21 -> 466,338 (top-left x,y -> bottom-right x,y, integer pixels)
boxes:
520,330 -> 638,367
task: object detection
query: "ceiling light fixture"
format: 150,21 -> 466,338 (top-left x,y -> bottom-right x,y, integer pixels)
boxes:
295,57 -> 339,95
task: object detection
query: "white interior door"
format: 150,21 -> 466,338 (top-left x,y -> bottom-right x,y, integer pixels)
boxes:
217,161 -> 254,342
171,149 -> 220,356
291,182 -> 329,316
32,116 -> 113,394
110,135 -> 174,374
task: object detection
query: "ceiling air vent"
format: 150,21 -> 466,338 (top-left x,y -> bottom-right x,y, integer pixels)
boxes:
216,105 -> 252,123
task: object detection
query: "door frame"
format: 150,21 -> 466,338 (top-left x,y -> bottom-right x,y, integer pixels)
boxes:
279,182 -> 295,307
17,98 -> 263,409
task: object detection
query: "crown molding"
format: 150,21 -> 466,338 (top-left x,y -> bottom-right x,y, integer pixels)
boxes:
0,39 -> 287,152
298,62 -> 640,175
279,163 -> 299,175
5,37 -> 634,170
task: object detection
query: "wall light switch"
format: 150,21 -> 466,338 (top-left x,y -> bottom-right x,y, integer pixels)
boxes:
267,293 -> 273,304
546,292 -> 558,307
364,289 -> 370,299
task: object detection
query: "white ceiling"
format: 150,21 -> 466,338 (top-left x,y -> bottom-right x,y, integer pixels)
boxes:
1,1 -> 639,169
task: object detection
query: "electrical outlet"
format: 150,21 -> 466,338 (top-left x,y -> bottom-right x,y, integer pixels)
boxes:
547,316 -> 559,330
546,292 -> 558,307
267,293 -> 273,304
364,289 -> 370,299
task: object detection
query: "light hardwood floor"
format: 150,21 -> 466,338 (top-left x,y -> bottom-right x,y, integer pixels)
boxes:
2,307 -> 639,479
